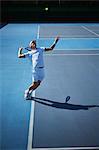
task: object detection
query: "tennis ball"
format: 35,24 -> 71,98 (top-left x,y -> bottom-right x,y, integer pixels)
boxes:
45,7 -> 48,11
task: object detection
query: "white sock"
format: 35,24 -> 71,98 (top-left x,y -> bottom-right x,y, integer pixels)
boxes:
29,90 -> 33,95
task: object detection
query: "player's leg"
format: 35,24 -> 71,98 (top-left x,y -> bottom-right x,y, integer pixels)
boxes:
24,68 -> 45,99
24,80 -> 41,99
29,68 -> 44,93
28,80 -> 41,92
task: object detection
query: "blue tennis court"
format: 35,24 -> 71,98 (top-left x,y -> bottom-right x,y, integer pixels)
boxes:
0,23 -> 99,150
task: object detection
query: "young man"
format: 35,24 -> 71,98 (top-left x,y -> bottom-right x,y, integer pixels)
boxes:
18,37 -> 59,99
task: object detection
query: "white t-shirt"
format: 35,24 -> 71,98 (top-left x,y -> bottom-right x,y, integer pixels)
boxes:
24,47 -> 45,70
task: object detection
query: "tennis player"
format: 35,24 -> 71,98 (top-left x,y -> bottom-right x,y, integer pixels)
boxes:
18,37 -> 59,99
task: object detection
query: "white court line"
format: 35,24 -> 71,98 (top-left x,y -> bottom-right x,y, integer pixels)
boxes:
45,53 -> 99,56
39,37 -> 99,39
82,25 -> 99,37
27,24 -> 40,150
27,91 -> 35,150
31,147 -> 99,150
45,48 -> 99,50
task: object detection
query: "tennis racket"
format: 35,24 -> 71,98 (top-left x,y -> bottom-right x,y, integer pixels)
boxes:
65,96 -> 71,103
25,47 -> 31,51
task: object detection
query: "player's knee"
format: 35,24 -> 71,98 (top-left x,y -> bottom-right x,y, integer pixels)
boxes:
38,80 -> 41,85
34,80 -> 41,86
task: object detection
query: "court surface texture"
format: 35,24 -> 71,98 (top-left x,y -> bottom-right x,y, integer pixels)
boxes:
0,23 -> 99,150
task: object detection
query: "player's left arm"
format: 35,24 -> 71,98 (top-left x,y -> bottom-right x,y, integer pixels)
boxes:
45,36 -> 60,51
18,47 -> 29,58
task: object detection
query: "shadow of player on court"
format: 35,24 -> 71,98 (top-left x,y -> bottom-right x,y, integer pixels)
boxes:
27,97 -> 99,110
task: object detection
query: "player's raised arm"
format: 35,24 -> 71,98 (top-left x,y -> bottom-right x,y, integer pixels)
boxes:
18,47 -> 25,58
45,36 -> 60,51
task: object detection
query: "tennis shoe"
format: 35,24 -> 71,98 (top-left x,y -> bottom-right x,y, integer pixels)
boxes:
24,90 -> 32,99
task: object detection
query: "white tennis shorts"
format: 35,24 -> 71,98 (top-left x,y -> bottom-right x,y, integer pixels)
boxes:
32,68 -> 45,82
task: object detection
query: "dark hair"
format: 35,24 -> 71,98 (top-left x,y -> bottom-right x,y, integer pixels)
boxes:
32,40 -> 36,44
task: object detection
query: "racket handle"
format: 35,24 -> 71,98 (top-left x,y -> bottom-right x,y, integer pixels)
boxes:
25,47 -> 31,51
